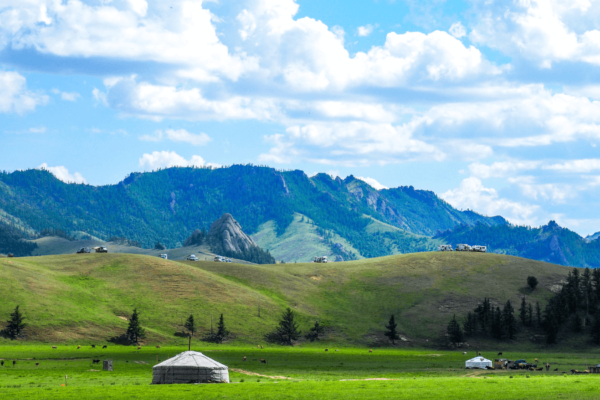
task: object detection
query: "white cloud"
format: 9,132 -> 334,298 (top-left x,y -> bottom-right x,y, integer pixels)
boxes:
138,151 -> 219,170
357,24 -> 374,37
357,176 -> 388,190
441,177 -> 540,225
449,22 -> 466,38
507,176 -> 573,203
469,161 -> 541,179
29,126 -> 46,133
61,91 -> 80,102
544,159 -> 600,173
0,71 -> 47,114
139,129 -> 211,146
126,0 -> 148,17
38,163 -> 87,184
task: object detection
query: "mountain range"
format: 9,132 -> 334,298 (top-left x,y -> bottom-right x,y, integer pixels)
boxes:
0,165 -> 598,267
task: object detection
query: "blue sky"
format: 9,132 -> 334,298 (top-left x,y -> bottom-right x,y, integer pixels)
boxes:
1,0 -> 600,236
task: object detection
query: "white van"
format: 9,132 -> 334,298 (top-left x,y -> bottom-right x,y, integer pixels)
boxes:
437,245 -> 454,252
187,255 -> 199,261
159,254 -> 168,260
471,245 -> 487,253
456,244 -> 472,252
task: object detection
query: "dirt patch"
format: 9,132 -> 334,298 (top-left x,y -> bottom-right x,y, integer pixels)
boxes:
134,361 -> 148,364
87,369 -> 100,372
340,378 -> 399,381
230,368 -> 294,380
309,276 -> 322,281
118,316 -> 128,321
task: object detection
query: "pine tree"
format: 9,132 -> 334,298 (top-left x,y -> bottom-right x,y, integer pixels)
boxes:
305,321 -> 325,342
463,312 -> 477,336
571,314 -> 583,333
543,307 -> 559,345
126,308 -> 146,344
503,301 -> 518,340
384,315 -> 400,344
215,314 -> 229,343
274,308 -> 301,345
592,310 -> 600,345
519,297 -> 527,325
184,315 -> 196,337
491,307 -> 504,340
536,301 -> 542,327
4,306 -> 26,339
447,315 -> 464,344
527,276 -> 538,291
527,303 -> 533,327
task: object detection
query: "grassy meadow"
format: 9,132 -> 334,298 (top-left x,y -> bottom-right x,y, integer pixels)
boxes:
1,345 -> 600,399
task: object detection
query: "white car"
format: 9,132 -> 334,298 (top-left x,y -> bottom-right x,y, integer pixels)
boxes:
471,245 -> 487,253
95,246 -> 108,253
159,254 -> 168,260
187,255 -> 199,261
437,245 -> 454,252
314,256 -> 328,263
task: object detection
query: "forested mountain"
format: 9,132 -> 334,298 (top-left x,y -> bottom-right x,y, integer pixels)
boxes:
0,166 -> 503,259
434,221 -> 600,268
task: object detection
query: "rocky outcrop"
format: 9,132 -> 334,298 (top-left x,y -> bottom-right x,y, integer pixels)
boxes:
208,213 -> 256,253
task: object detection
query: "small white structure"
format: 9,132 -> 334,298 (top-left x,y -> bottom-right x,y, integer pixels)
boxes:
159,254 -> 168,260
465,357 -> 492,369
95,246 -> 108,253
187,255 -> 199,261
314,256 -> 328,263
456,244 -> 472,252
471,245 -> 487,253
214,256 -> 226,262
437,245 -> 453,252
152,351 -> 229,384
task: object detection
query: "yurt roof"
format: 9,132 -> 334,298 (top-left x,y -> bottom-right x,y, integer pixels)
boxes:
466,357 -> 491,363
153,351 -> 228,370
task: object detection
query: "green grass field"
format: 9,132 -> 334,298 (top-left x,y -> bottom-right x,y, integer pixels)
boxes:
0,252 -> 570,345
1,345 -> 600,399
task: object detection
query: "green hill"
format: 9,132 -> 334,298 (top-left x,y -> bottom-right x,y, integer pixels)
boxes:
0,252 -> 570,347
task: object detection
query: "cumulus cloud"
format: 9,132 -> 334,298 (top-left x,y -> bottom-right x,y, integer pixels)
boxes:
449,22 -> 466,38
441,177 -> 540,225
38,163 -> 87,184
507,176 -> 573,203
0,71 -> 47,114
357,24 -> 375,37
357,177 -> 388,190
544,159 -> 600,173
469,161 -> 541,179
138,151 -> 219,170
139,129 -> 211,146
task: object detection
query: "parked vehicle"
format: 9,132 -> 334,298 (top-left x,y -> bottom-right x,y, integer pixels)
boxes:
456,244 -> 472,251
226,258 -> 232,263
214,256 -> 226,262
508,359 -> 536,369
437,245 -> 454,252
77,247 -> 92,254
187,255 -> 199,261
314,256 -> 328,263
471,245 -> 487,253
159,254 -> 168,260
95,246 -> 108,253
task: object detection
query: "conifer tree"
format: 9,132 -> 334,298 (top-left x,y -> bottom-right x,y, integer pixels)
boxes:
592,310 -> 600,345
491,307 -> 504,340
571,314 -> 583,333
527,303 -> 533,327
447,315 -> 464,344
503,301 -> 518,340
543,307 -> 559,345
215,314 -> 229,343
385,315 -> 399,344
463,312 -> 477,336
126,308 -> 146,344
536,301 -> 542,327
4,306 -> 26,339
184,315 -> 196,337
519,297 -> 527,325
274,308 -> 301,345
305,321 -> 325,342
527,276 -> 538,291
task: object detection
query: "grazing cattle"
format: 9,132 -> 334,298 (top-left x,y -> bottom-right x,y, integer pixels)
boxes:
52,346 -> 57,349
1,361 -> 3,366
497,352 -> 502,356
369,349 -> 373,353
102,345 -> 107,349
260,345 -> 263,349
535,367 -> 543,371
335,350 -> 339,352
554,368 -> 558,371
155,346 -> 161,349
546,363 -> 550,371
534,358 -> 539,363
260,359 -> 267,364
478,352 -> 481,356
463,352 -> 467,355
92,359 -> 100,364
36,363 -> 39,366
77,345 -> 81,349
257,345 -> 260,349
12,361 -> 16,366
91,345 -> 95,348
137,346 -> 141,350
243,357 -> 247,362
325,349 -> 329,352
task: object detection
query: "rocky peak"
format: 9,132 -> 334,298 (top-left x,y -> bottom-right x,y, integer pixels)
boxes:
208,213 -> 256,253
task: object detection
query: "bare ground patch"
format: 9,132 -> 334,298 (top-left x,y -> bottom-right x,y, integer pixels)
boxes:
230,368 -> 295,380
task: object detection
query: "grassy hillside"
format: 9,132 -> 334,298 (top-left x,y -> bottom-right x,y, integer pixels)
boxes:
0,252 -> 571,347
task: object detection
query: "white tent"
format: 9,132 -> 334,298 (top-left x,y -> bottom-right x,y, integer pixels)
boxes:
152,351 -> 229,384
465,357 -> 492,369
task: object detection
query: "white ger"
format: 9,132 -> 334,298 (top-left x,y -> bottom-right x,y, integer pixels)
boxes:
152,351 -> 229,384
